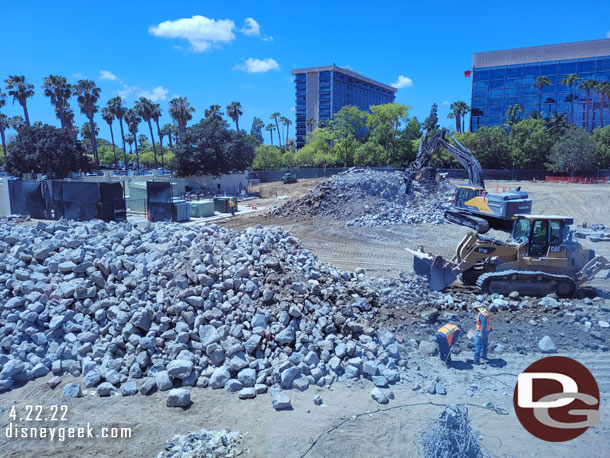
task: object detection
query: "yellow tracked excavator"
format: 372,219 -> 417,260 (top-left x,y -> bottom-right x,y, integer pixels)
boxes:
408,214 -> 610,297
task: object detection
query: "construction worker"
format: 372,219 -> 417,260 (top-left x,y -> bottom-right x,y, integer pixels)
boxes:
435,323 -> 462,366
473,305 -> 491,364
229,197 -> 237,216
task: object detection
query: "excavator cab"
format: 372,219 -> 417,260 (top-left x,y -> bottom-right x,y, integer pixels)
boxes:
454,186 -> 486,209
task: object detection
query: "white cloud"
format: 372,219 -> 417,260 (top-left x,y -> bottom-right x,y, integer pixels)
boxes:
442,101 -> 449,105
240,18 -> 260,36
99,70 -> 118,81
235,57 -> 280,73
71,73 -> 85,79
391,75 -> 413,89
262,36 -> 274,42
137,86 -> 169,102
149,15 -> 236,52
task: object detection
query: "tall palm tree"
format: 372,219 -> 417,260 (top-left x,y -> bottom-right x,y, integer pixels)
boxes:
124,108 -> 142,172
135,97 -> 158,169
270,112 -> 282,147
544,97 -> 556,118
161,123 -> 173,148
107,96 -> 127,167
151,103 -> 164,169
101,107 -> 117,168
80,122 -> 99,156
226,102 -> 243,130
169,97 -> 195,133
0,92 -> 7,158
74,79 -> 101,164
505,104 -> 524,127
533,76 -> 551,116
42,75 -> 73,132
579,79 -> 598,131
265,123 -> 276,146
594,81 -> 610,128
560,74 -> 581,124
125,133 -> 134,155
280,116 -> 292,143
5,75 -> 35,127
205,104 -> 224,121
253,117 -> 265,137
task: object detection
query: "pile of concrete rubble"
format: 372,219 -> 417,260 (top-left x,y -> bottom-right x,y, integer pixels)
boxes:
157,428 -> 243,458
0,219 -> 420,398
271,168 -> 455,226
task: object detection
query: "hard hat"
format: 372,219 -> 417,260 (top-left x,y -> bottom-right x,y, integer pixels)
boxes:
473,304 -> 486,311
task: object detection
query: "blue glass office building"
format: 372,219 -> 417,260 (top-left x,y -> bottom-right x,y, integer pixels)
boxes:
291,65 -> 397,149
471,39 -> 610,132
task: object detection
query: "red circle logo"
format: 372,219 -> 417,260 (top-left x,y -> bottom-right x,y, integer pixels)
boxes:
513,356 -> 600,442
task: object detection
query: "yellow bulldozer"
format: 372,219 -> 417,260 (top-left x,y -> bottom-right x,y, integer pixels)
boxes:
408,214 -> 610,297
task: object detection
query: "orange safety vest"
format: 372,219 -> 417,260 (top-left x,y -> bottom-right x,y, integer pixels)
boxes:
476,310 -> 491,331
229,199 -> 236,207
437,324 -> 459,347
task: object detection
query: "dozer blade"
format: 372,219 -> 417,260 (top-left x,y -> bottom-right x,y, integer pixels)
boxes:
407,249 -> 457,291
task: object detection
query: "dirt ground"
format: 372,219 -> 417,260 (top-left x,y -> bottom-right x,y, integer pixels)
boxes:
2,177 -> 610,457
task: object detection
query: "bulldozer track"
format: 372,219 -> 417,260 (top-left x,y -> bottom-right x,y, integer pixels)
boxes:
477,270 -> 576,297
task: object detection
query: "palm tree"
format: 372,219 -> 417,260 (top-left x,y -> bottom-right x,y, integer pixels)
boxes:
533,76 -> 551,116
125,133 -> 134,155
270,113 -> 282,147
505,104 -> 524,127
305,118 -> 317,133
42,75 -> 73,132
447,101 -> 470,133
80,122 -> 99,156
226,102 -> 243,130
74,79 -> 101,164
560,74 -> 581,125
124,108 -> 142,172
101,107 -> 117,168
135,97 -> 158,169
0,114 -> 8,159
594,81 -> 610,128
161,123 -> 173,148
8,116 -> 24,130
5,75 -> 35,127
205,104 -> 224,121
169,97 -> 195,133
280,116 -> 292,143
544,97 -> 556,118
107,97 -> 128,167
151,103 -> 164,169
579,79 -> 598,131
265,123 -> 276,146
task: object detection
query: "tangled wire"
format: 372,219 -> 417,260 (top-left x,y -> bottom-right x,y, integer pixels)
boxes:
418,404 -> 488,458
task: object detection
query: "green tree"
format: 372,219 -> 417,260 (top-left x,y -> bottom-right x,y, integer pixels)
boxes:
594,81 -> 610,128
547,126 -> 597,177
546,113 -> 569,136
331,105 -> 367,166
107,96 -> 127,166
100,107 -> 117,167
423,103 -> 439,131
74,79 -> 101,164
151,104 -> 164,169
125,133 -> 134,155
505,104 -> 524,127
296,127 -> 335,166
270,112 -> 282,147
282,150 -> 296,167
5,124 -> 91,177
9,115 -> 24,130
124,108 -> 142,171
533,76 -> 551,116
579,79 -> 598,131
226,101 -> 243,130
162,123 -> 173,148
0,92 -> 7,158
252,144 -> 282,170
42,75 -> 74,133
135,97 -> 159,169
560,74 -> 581,124
281,116 -> 292,145
80,121 -> 99,156
354,140 -> 385,166
169,96 -> 195,133
448,101 -> 470,133
250,117 -> 264,143
5,75 -> 35,127
404,117 -> 422,140
265,123 -> 276,146
305,118 -> 317,133
592,125 -> 610,168
459,126 -> 511,169
170,117 -> 255,176
508,118 -> 554,169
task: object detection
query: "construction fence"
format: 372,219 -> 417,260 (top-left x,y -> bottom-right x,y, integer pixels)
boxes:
6,180 -> 126,222
248,167 -> 610,183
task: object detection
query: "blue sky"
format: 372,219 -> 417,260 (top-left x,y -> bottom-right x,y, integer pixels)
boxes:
1,0 -> 610,144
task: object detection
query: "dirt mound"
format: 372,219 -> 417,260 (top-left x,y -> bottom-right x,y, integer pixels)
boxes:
270,168 -> 455,226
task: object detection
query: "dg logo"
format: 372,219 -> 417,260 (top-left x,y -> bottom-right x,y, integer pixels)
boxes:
513,356 -> 601,442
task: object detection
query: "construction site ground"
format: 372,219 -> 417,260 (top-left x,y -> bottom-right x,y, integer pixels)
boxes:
2,177 -> 610,457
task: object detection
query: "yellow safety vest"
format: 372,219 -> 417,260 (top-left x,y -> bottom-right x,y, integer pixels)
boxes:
476,310 -> 491,331
437,324 -> 459,347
